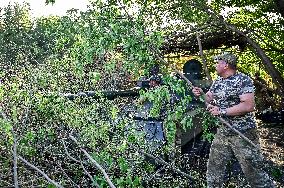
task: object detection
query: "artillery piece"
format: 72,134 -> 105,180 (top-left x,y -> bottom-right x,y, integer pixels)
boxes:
64,59 -> 212,154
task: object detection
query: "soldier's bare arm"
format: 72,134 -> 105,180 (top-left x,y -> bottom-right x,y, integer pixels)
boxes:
207,93 -> 255,116
224,93 -> 255,116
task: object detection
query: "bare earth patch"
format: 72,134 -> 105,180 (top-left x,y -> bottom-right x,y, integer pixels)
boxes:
257,121 -> 284,187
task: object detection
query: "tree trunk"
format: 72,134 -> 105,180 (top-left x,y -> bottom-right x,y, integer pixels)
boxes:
198,3 -> 284,96
226,24 -> 284,96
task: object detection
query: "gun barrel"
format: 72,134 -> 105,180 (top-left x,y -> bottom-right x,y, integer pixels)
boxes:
63,88 -> 141,100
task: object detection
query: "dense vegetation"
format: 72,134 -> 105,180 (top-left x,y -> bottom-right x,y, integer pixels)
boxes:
0,0 -> 283,187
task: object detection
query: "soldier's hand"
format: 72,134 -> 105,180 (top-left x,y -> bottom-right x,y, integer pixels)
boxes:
207,104 -> 221,116
192,87 -> 203,97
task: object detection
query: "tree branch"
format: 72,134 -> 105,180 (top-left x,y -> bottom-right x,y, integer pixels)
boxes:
139,148 -> 195,181
57,163 -> 80,188
84,122 -> 195,182
69,135 -> 116,188
12,130 -> 19,188
62,140 -> 99,187
62,140 -> 81,164
18,156 -> 64,188
80,159 -> 100,188
218,118 -> 258,148
161,29 -> 245,55
196,32 -> 212,82
195,2 -> 284,94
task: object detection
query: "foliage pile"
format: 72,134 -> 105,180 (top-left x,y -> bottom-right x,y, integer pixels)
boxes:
0,1 -> 207,187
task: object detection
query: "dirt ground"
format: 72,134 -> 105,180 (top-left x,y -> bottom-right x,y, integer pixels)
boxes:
258,122 -> 284,165
257,121 -> 284,187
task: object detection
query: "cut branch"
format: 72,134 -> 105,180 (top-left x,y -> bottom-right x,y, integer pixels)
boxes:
138,148 -> 195,181
57,163 -> 80,188
62,140 -> 99,187
12,130 -> 19,188
18,156 -> 64,188
80,159 -> 100,188
69,135 -> 116,188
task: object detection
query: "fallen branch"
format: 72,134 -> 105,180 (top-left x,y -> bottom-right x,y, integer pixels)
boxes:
140,149 -> 194,181
62,140 -> 81,164
18,156 -> 64,188
62,140 -> 99,187
86,121 -> 195,181
57,163 -> 80,188
80,159 -> 100,188
69,135 -> 116,188
12,130 -> 19,188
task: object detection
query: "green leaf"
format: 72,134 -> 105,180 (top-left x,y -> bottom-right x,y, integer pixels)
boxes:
47,184 -> 56,188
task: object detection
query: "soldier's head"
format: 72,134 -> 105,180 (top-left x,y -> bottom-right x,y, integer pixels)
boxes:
149,75 -> 161,88
214,52 -> 238,76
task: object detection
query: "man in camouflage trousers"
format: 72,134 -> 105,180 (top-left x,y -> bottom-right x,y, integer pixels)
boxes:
192,52 -> 275,188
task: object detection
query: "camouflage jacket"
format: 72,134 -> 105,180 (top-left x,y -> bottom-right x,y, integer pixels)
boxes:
209,73 -> 256,134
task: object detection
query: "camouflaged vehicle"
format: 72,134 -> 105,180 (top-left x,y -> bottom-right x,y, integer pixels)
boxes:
64,59 -> 212,152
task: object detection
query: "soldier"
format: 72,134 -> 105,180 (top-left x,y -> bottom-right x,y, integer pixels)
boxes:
136,74 -> 165,150
192,52 -> 275,188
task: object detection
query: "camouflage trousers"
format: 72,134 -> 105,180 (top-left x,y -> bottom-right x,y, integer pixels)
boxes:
207,128 -> 275,188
